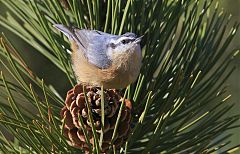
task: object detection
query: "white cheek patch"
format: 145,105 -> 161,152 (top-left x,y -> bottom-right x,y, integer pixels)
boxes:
106,45 -> 126,58
106,48 -> 115,60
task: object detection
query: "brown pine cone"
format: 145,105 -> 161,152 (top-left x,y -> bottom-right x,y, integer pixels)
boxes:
60,84 -> 132,153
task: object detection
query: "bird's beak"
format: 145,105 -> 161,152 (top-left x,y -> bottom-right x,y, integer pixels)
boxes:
134,35 -> 144,44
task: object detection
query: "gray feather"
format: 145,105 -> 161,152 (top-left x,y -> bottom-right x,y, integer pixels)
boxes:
54,24 -> 118,69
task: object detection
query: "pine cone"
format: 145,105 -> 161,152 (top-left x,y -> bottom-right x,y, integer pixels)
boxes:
60,84 -> 132,153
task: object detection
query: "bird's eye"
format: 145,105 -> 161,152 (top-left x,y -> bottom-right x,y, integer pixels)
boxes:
121,39 -> 130,44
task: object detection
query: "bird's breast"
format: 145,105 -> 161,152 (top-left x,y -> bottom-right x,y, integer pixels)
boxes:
71,41 -> 141,89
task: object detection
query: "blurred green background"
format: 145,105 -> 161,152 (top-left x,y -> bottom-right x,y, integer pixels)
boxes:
0,0 -> 239,150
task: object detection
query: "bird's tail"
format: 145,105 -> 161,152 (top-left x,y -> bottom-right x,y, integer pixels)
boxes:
53,24 -> 77,42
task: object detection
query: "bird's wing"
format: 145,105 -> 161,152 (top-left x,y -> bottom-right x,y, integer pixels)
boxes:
53,24 -> 112,69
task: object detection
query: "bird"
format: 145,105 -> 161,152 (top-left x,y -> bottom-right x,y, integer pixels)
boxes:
53,24 -> 142,89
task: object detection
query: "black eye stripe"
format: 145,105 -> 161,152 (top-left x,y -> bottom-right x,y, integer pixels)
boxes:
121,39 -> 131,44
109,38 -> 134,48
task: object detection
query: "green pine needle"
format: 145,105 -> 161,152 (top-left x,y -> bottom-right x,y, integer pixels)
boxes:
0,0 -> 239,153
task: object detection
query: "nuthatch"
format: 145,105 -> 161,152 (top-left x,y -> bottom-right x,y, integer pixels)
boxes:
54,24 -> 142,89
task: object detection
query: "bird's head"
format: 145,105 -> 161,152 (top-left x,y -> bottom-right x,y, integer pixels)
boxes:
105,33 -> 143,61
